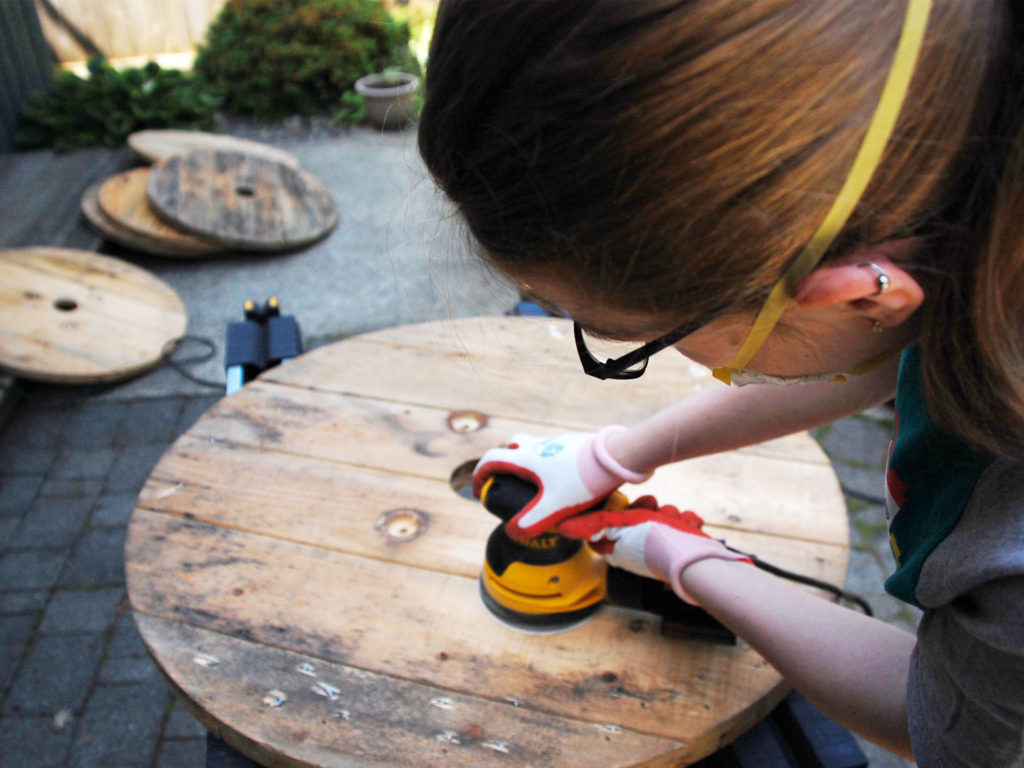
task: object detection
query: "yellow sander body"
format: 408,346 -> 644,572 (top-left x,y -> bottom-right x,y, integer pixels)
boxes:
478,476 -> 628,631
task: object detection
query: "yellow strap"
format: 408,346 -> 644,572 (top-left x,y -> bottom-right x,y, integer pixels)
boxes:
713,0 -> 932,385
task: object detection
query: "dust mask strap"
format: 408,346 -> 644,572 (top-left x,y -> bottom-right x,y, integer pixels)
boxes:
713,0 -> 932,385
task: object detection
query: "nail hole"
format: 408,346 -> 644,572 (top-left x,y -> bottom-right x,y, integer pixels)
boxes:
376,508 -> 428,542
447,410 -> 488,433
54,298 -> 78,312
236,185 -> 255,197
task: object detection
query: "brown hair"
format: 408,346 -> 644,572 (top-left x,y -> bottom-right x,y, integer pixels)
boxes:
418,0 -> 1024,458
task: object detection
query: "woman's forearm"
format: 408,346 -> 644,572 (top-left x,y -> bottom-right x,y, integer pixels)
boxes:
608,356 -> 899,474
680,558 -> 916,758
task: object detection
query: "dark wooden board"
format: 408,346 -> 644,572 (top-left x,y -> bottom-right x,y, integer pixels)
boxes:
145,150 -> 338,251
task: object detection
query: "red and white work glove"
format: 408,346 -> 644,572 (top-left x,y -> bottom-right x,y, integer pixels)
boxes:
472,426 -> 651,540
558,496 -> 753,605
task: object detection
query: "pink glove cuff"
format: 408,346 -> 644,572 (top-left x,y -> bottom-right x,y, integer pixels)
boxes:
579,425 -> 652,493
645,526 -> 751,605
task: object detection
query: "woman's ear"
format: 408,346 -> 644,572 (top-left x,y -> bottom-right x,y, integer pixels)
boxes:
793,257 -> 925,328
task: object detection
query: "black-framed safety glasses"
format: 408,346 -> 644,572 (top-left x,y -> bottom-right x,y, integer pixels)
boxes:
574,320 -> 704,380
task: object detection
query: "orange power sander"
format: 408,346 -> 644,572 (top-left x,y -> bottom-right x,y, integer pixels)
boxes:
478,474 -> 736,642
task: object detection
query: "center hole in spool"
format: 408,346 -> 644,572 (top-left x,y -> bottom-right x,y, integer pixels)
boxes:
449,459 -> 478,501
235,185 -> 255,197
53,298 -> 78,312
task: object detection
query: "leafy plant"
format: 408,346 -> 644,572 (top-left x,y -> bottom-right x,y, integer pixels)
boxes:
195,0 -> 420,121
17,58 -> 221,152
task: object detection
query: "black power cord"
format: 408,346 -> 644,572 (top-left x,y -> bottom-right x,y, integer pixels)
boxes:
727,545 -> 874,616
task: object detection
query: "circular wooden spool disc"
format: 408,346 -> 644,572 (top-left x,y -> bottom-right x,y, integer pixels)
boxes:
128,129 -> 301,169
126,317 -> 851,767
81,179 -> 222,259
0,247 -> 188,383
97,169 -> 225,257
146,150 -> 338,252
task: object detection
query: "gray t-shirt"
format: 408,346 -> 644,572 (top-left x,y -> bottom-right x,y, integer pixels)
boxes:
908,458 -> 1024,767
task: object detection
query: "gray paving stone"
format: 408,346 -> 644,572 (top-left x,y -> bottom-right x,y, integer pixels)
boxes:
58,527 -> 128,586
177,396 -> 220,436
0,516 -> 18,549
107,612 -> 148,659
817,414 -> 892,467
90,489 -> 140,528
0,549 -> 65,590
163,698 -> 206,739
36,476 -> 105,500
39,587 -> 124,634
67,681 -> 171,768
0,474 -> 44,515
59,403 -> 127,449
1,406 -> 68,449
98,655 -> 162,685
0,589 -> 48,615
49,446 -> 116,481
0,613 -> 35,688
106,444 -> 169,492
0,444 -> 55,475
4,632 -> 104,716
11,495 -> 92,550
0,715 -> 75,768
156,738 -> 206,768
115,399 -> 183,448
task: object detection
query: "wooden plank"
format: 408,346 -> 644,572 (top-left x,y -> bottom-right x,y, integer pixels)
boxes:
138,434 -> 849,585
263,318 -> 832,467
135,614 -> 691,768
178,380 -> 846,546
127,508 -> 790,755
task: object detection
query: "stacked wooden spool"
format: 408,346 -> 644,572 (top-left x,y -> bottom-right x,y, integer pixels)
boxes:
81,130 -> 338,258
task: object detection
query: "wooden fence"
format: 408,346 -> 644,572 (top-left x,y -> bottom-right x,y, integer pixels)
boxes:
34,0 -> 226,64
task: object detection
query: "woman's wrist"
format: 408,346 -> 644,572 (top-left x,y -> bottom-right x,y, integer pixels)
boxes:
602,424 -> 660,476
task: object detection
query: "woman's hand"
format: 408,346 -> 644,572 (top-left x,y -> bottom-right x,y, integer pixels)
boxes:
472,426 -> 651,540
558,495 -> 752,603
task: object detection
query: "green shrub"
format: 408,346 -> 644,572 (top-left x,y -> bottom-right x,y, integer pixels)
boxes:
17,58 -> 221,152
195,0 -> 420,120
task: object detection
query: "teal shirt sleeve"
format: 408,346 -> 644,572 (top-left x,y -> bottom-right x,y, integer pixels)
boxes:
883,345 -> 994,607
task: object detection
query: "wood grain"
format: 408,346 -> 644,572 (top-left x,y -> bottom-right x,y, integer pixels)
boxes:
80,178 -> 221,258
0,247 -> 187,383
95,168 -> 225,256
145,150 -> 338,251
126,316 -> 851,767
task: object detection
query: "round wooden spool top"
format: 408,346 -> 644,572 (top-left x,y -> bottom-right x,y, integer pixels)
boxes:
0,247 -> 187,383
126,317 -> 850,767
145,150 -> 338,252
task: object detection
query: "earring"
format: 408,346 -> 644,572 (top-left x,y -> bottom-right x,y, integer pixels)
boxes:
858,262 -> 891,296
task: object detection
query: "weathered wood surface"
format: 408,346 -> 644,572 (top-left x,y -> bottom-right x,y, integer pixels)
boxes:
95,167 -> 225,257
0,247 -> 187,382
126,316 -> 850,767
145,150 -> 338,251
0,146 -> 134,250
128,129 -> 301,169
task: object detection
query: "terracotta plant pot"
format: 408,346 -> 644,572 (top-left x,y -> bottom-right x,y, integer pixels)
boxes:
354,72 -> 420,130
